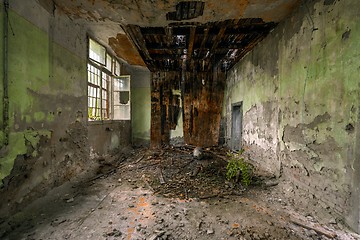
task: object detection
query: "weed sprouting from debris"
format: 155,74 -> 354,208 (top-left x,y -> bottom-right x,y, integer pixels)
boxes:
226,150 -> 253,187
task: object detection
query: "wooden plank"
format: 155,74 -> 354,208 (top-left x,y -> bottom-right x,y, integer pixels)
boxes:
187,26 -> 196,59
182,1 -> 189,20
290,217 -> 337,239
200,27 -> 209,50
165,26 -> 173,47
195,2 -> 205,17
210,25 -> 226,53
148,54 -> 180,60
189,1 -> 196,19
141,27 -> 165,35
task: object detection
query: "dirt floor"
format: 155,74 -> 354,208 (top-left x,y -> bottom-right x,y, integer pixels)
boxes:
0,146 -> 359,240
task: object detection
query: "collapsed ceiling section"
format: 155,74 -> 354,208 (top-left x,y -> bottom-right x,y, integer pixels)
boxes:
38,0 -> 301,67
124,18 -> 276,72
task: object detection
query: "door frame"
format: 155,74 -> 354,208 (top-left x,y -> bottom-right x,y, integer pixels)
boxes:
231,101 -> 243,151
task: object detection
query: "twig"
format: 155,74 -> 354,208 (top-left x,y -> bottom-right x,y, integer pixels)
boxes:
141,177 -> 154,192
159,168 -> 166,184
179,159 -> 195,169
290,217 -> 337,239
172,147 -> 193,155
137,162 -> 160,170
184,188 -> 188,199
134,155 -> 145,164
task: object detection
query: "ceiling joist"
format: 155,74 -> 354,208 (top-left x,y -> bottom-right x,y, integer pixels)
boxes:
126,19 -> 277,72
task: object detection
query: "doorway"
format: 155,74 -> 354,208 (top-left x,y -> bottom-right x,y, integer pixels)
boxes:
231,102 -> 243,151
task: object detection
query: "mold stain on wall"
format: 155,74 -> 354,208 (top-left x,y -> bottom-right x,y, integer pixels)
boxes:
224,0 -> 360,231
0,1 -> 91,215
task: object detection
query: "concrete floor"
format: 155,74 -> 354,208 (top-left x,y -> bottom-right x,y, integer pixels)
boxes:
0,147 -> 358,240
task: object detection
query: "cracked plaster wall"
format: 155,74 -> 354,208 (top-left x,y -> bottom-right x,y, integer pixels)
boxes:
0,0 -> 130,216
224,0 -> 360,232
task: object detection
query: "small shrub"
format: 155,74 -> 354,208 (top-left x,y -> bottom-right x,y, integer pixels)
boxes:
226,150 -> 253,187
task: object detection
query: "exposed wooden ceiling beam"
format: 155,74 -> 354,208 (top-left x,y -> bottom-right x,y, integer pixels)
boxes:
210,25 -> 226,53
199,27 -> 209,51
139,23 -> 275,36
187,26 -> 196,59
124,19 -> 277,72
165,26 -> 173,47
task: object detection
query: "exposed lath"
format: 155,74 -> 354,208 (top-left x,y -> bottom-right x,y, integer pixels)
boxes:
124,19 -> 276,72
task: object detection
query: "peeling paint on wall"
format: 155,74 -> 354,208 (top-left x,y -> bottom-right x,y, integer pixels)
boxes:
0,0 -> 89,216
224,0 -> 360,232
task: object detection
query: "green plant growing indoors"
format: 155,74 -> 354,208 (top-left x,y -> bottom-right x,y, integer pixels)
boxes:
226,149 -> 253,187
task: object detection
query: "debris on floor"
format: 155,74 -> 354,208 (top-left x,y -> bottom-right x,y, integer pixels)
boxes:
0,146 -> 359,240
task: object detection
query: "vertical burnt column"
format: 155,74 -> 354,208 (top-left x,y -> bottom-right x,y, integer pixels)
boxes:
150,71 -> 181,148
182,65 -> 226,147
150,72 -> 163,148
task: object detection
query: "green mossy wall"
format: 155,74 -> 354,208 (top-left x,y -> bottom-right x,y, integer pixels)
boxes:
0,2 -> 4,144
0,4 -> 87,190
224,0 -> 360,232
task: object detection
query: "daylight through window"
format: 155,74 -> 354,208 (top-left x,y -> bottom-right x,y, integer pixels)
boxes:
87,38 -> 130,121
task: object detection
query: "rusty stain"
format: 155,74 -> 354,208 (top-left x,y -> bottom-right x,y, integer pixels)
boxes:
232,223 -> 240,228
126,196 -> 153,240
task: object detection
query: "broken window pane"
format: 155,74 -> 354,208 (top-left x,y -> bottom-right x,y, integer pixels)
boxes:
119,91 -> 129,104
113,76 -> 131,120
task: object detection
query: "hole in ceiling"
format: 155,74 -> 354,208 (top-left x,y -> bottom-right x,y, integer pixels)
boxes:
166,1 -> 205,21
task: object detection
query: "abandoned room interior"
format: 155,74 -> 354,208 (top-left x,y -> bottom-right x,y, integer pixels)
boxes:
0,0 -> 359,239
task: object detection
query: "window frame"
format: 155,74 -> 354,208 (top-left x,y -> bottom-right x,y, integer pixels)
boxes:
113,75 -> 131,120
87,37 -> 131,122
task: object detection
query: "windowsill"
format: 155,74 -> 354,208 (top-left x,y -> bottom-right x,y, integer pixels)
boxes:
88,119 -> 131,125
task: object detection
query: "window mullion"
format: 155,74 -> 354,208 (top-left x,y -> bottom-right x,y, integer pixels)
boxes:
100,71 -> 103,120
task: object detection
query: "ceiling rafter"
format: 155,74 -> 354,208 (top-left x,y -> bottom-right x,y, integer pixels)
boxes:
187,26 -> 196,59
126,19 -> 276,72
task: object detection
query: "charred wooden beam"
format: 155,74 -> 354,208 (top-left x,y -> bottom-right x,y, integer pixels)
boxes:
141,27 -> 165,35
147,43 -> 183,51
149,54 -> 182,60
141,27 -> 190,36
187,26 -> 196,59
165,26 -> 173,47
210,25 -> 226,53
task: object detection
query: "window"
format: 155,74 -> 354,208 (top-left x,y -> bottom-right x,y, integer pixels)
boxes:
87,38 -> 131,121
113,76 -> 131,120
89,38 -> 106,65
87,65 -> 102,120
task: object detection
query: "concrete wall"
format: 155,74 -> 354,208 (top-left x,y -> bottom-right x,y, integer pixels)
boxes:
88,121 -> 131,156
224,0 -> 360,232
0,0 -> 131,215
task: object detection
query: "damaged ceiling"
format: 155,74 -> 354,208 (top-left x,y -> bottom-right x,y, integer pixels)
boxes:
125,19 -> 276,71
38,0 -> 301,68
